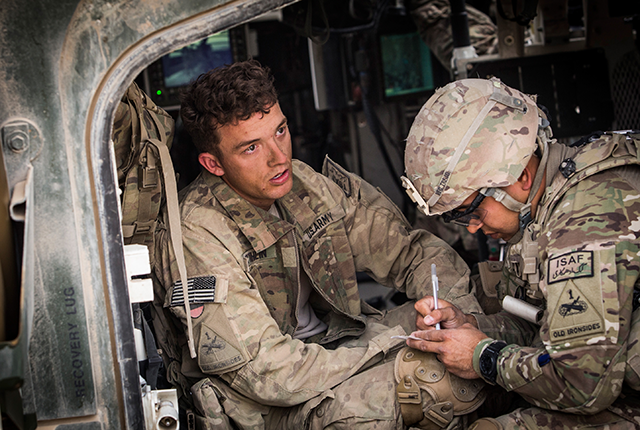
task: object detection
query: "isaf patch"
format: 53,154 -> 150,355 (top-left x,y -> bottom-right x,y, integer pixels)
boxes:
548,251 -> 593,284
171,276 -> 217,306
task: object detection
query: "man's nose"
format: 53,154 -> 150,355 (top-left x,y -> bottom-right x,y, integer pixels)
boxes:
466,222 -> 482,234
268,140 -> 288,165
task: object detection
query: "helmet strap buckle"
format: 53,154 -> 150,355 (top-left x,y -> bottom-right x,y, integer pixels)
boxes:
401,176 -> 431,216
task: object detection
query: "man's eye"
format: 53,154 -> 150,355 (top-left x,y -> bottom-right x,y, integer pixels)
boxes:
245,144 -> 257,153
276,125 -> 287,136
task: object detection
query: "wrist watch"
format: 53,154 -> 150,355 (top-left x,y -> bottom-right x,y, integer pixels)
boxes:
479,340 -> 508,384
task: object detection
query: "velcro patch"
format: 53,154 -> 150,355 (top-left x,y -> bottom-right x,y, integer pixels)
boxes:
547,251 -> 593,284
282,247 -> 296,268
324,158 -> 352,197
171,276 -> 218,306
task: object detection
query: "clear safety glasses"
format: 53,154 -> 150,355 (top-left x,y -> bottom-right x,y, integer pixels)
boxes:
441,192 -> 487,227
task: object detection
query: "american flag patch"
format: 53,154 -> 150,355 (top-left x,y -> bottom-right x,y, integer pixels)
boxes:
170,276 -> 217,306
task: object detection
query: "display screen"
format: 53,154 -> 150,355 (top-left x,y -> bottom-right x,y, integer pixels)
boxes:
161,31 -> 233,88
380,32 -> 434,98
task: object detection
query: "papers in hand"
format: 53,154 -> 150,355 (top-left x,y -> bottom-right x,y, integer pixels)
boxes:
391,335 -> 423,341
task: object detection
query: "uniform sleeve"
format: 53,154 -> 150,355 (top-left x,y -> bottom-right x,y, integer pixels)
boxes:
473,311 -> 538,346
483,172 -> 640,414
333,174 -> 481,313
166,215 -> 406,407
492,241 -> 639,413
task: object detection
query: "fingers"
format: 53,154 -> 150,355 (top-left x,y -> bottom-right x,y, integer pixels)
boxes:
416,314 -> 431,331
418,306 -> 461,330
414,296 -> 435,317
409,329 -> 447,343
405,328 -> 488,379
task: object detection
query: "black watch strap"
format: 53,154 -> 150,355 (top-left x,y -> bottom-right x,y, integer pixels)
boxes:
479,340 -> 508,384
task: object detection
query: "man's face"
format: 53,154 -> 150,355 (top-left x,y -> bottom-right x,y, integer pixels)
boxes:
199,103 -> 293,210
457,187 -> 522,241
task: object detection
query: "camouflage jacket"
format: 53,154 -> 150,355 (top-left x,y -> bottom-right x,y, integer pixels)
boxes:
157,157 -> 475,406
474,133 -> 640,414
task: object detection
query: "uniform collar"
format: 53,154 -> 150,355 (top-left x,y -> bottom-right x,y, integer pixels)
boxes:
204,172 -> 294,252
277,171 -> 324,232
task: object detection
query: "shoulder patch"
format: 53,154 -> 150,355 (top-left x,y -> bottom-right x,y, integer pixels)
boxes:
547,251 -> 593,284
170,276 -> 228,306
323,157 -> 352,197
548,279 -> 604,343
198,323 -> 246,373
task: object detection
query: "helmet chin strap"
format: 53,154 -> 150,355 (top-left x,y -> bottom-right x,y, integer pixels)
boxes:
480,127 -> 550,244
507,132 -> 550,244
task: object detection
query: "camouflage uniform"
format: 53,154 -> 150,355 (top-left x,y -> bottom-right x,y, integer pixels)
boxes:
156,157 -> 479,429
409,0 -> 498,71
473,134 -> 640,429
403,78 -> 640,428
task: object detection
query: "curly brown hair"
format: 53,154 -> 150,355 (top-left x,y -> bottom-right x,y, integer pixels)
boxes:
179,59 -> 278,157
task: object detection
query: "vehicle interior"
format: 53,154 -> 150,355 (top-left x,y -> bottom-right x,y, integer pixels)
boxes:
1,0 -> 639,428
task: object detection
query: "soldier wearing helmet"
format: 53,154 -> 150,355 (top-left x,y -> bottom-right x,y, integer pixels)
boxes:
401,77 -> 640,429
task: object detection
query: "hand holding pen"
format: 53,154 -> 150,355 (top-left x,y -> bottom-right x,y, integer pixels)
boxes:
431,263 -> 441,330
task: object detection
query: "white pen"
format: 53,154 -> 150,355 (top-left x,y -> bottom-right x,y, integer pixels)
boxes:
391,335 -> 423,341
431,263 -> 441,330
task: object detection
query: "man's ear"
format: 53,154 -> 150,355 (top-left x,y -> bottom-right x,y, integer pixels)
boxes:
517,161 -> 537,192
199,152 -> 224,176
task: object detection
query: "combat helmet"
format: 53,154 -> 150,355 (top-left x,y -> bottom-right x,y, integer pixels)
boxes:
402,77 -> 550,237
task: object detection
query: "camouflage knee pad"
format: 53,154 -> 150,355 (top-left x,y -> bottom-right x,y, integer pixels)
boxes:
468,417 -> 503,430
394,347 -> 486,429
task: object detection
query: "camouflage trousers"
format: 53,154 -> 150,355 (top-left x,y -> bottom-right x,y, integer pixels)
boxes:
191,301 -> 424,429
468,387 -> 640,430
491,406 -> 636,429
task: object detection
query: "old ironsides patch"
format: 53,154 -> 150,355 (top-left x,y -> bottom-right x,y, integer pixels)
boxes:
547,251 -> 593,284
198,323 -> 245,373
549,283 -> 604,342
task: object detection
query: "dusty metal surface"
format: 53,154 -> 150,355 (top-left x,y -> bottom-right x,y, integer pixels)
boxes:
0,0 -> 298,427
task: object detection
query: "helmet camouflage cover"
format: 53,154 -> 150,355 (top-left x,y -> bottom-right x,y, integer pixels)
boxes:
403,77 -> 540,216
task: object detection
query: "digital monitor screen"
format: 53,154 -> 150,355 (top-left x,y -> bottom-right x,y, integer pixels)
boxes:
161,31 -> 234,88
380,32 -> 434,98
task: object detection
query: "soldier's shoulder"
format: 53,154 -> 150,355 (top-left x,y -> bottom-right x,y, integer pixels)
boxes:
319,156 -> 362,200
179,173 -> 225,221
542,169 -> 640,250
292,158 -> 346,200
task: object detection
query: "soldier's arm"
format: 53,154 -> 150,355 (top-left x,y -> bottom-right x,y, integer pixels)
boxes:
473,311 -> 538,346
486,174 -> 640,413
321,158 -> 481,313
491,240 -> 639,413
